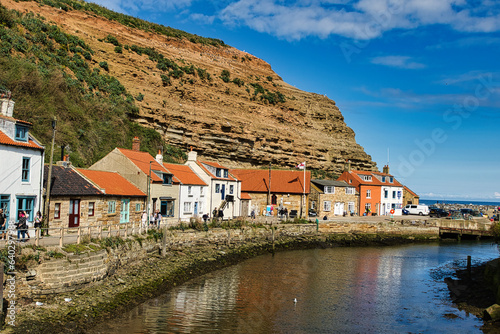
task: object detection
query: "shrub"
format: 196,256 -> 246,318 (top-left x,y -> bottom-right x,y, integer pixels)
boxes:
114,46 -> 122,53
160,74 -> 171,86
220,69 -> 230,83
104,34 -> 121,46
99,61 -> 109,71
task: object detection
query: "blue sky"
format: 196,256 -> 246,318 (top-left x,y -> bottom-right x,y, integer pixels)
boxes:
89,0 -> 500,202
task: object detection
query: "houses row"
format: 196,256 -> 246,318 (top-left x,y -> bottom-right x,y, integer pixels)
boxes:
0,94 -> 419,229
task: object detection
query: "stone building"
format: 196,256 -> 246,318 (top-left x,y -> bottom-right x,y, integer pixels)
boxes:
309,180 -> 358,218
230,168 -> 311,218
403,185 -> 420,205
44,164 -> 145,229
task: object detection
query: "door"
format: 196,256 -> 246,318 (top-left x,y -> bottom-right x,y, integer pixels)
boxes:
69,199 -> 80,227
194,202 -> 198,215
0,195 -> 10,227
120,199 -> 130,223
221,185 -> 225,200
334,202 -> 344,215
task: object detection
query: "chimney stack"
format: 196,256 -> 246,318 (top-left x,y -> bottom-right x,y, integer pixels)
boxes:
132,137 -> 140,151
383,165 -> 390,174
0,91 -> 14,117
187,150 -> 197,162
344,159 -> 351,172
155,149 -> 163,165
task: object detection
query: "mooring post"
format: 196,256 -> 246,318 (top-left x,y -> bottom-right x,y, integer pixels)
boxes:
161,226 -> 167,257
271,223 -> 275,252
467,255 -> 472,278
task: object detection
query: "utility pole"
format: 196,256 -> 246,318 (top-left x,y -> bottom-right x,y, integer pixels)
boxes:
44,116 -> 56,234
267,162 -> 271,205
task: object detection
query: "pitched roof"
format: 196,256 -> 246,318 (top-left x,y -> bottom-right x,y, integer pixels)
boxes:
77,169 -> 146,197
230,169 -> 311,194
163,163 -> 206,186
0,129 -> 44,150
197,161 -> 237,181
44,165 -> 102,196
404,185 -> 419,197
117,148 -> 169,182
312,179 -> 352,188
241,192 -> 252,200
345,170 -> 403,187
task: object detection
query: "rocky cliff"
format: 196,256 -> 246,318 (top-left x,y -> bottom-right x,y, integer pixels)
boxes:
4,0 -> 376,175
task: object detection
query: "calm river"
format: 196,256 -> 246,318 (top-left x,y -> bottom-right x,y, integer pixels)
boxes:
91,241 -> 499,333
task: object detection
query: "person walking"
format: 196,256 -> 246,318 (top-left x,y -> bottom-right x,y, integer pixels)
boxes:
17,211 -> 28,242
141,210 -> 148,228
0,208 -> 6,240
155,210 -> 162,228
34,211 -> 42,238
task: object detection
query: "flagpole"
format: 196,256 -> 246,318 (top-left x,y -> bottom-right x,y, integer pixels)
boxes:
303,162 -> 306,218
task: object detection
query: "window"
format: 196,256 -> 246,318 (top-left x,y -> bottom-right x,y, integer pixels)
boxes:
54,203 -> 61,219
216,168 -> 221,177
22,157 -> 30,182
362,175 -> 372,181
160,200 -> 174,217
88,202 -> 95,216
384,189 -> 388,199
215,184 -> 220,193
15,125 -> 28,142
389,177 -> 394,183
224,170 -> 228,178
382,176 -> 386,182
323,201 -> 331,212
135,203 -> 141,212
200,186 -> 204,196
198,201 -> 204,213
229,185 -> 234,194
17,196 -> 34,222
348,202 -> 355,213
108,201 -> 116,214
271,194 -> 277,205
365,203 -> 372,212
324,186 -> 335,194
346,187 -> 355,195
366,189 -> 371,198
184,202 -> 192,213
188,186 -> 192,196
163,174 -> 172,185
392,191 -> 396,199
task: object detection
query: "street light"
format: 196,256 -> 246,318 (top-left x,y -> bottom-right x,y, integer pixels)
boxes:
43,116 -> 57,235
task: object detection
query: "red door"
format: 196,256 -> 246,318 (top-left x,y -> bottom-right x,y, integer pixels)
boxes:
69,199 -> 80,227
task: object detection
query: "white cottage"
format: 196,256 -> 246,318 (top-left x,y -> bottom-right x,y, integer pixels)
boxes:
0,93 -> 44,227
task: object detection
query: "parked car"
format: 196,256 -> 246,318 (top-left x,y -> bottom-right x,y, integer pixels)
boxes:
289,210 -> 298,219
429,207 -> 449,218
402,208 -> 410,215
308,209 -> 317,217
460,208 -> 479,216
403,204 -> 429,216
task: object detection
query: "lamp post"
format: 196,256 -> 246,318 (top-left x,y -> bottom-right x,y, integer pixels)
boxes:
43,116 -> 56,235
146,161 -> 152,232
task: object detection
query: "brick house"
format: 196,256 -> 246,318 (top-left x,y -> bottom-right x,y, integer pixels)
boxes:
44,164 -> 145,229
0,93 -> 45,228
403,185 -> 420,205
230,168 -> 311,218
309,180 -> 358,218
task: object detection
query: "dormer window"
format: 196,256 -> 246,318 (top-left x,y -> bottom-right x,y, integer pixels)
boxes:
382,176 -> 386,182
216,168 -> 221,177
389,177 -> 394,183
224,169 -> 228,178
15,125 -> 28,142
362,175 -> 372,182
163,174 -> 172,185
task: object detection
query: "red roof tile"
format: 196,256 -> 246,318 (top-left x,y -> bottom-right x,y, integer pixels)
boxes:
241,192 -> 252,200
0,130 -> 43,150
346,170 -> 403,187
404,185 -> 419,197
117,148 -> 169,182
163,163 -> 206,186
78,169 -> 146,197
230,169 -> 311,194
196,161 -> 237,181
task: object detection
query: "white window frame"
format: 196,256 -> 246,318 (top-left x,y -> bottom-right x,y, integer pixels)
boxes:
183,201 -> 192,213
215,184 -> 220,193
108,201 -> 116,214
188,186 -> 192,196
324,186 -> 335,194
366,189 -> 371,199
323,201 -> 331,212
346,187 -> 355,195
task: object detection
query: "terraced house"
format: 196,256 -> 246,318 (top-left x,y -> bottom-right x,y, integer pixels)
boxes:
309,180 -> 358,218
0,93 -> 44,227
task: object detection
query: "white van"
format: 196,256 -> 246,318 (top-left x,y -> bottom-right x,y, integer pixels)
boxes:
404,204 -> 429,216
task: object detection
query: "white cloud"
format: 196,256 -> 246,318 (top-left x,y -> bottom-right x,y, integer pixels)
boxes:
495,192 -> 500,198
217,0 -> 500,40
371,56 -> 426,69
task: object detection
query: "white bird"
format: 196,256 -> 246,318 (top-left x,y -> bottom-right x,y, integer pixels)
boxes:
293,298 -> 297,303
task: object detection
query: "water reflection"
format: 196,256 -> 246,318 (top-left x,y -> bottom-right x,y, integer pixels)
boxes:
90,241 -> 499,334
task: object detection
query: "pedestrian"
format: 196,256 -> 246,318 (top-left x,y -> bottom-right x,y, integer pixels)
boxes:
149,212 -> 155,227
141,210 -> 148,228
17,211 -> 28,242
156,210 -> 162,228
0,208 -> 6,240
34,211 -> 42,237
251,209 -> 256,220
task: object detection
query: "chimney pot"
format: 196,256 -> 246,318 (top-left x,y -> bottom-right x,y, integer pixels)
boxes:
132,137 -> 140,151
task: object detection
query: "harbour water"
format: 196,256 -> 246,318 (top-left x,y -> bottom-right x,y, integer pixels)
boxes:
90,241 -> 499,333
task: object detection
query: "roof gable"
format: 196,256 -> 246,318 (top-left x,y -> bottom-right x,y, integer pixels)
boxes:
0,129 -> 44,150
163,163 -> 206,186
44,165 -> 102,196
117,148 -> 169,182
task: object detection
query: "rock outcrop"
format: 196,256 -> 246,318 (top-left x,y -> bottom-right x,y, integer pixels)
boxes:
4,0 -> 377,174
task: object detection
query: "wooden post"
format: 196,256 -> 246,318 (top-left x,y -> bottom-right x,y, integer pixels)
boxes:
108,224 -> 111,238
161,226 -> 167,257
59,227 -> 64,248
35,227 -> 40,247
77,226 -> 81,244
124,222 -> 128,238
271,223 -> 275,253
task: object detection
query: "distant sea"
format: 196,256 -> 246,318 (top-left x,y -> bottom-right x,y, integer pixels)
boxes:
420,199 -> 500,207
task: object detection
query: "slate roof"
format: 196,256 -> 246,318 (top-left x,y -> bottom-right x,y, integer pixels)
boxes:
312,179 -> 352,188
230,169 -> 311,194
44,165 -> 101,196
77,169 -> 146,197
163,163 -> 206,186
